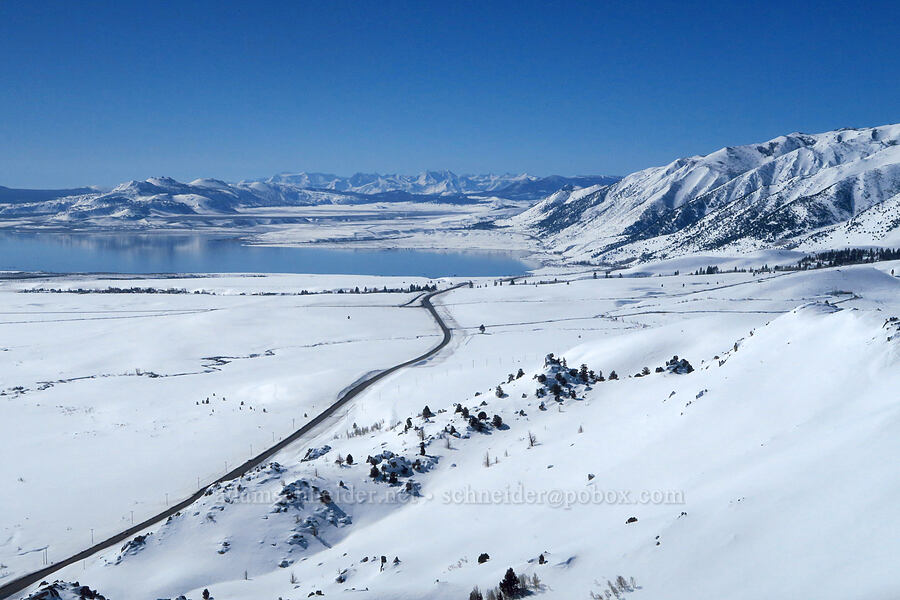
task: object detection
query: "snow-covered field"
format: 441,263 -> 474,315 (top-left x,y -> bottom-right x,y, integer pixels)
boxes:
241,201 -> 543,258
4,262 -> 899,599
0,273 -> 440,585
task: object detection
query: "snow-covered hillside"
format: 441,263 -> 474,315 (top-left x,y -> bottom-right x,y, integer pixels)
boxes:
507,124 -> 900,263
6,264 -> 900,599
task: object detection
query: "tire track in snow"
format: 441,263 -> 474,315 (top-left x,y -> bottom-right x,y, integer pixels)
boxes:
0,308 -> 219,325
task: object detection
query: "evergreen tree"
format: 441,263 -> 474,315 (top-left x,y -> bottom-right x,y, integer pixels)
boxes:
499,568 -> 521,598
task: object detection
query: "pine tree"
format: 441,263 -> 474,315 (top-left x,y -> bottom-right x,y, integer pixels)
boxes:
499,568 -> 521,597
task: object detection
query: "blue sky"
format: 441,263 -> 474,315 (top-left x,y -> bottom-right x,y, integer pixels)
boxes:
1,0 -> 898,188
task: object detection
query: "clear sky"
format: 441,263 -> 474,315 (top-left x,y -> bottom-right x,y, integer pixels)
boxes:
1,0 -> 898,188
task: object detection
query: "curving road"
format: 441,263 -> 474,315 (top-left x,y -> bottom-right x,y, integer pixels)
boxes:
0,283 -> 463,600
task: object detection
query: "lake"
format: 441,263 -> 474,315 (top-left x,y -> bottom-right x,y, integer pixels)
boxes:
0,232 -> 532,277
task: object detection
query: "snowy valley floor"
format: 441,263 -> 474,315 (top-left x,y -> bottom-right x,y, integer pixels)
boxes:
2,263 -> 900,600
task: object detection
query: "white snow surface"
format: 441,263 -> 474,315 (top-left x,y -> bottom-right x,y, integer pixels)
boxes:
3,264 -> 900,599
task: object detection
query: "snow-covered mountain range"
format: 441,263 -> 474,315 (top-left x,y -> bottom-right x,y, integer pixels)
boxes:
5,125 -> 900,265
507,124 -> 900,263
0,173 -> 618,226
256,171 -> 618,197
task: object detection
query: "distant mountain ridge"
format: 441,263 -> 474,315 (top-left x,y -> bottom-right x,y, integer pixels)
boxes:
507,123 -> 900,263
0,185 -> 96,204
254,171 -> 619,197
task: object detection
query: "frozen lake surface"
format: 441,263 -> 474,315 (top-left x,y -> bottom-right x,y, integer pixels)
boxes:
0,232 -> 531,276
